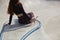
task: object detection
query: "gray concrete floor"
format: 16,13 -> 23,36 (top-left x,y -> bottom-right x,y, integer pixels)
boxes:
0,0 -> 60,40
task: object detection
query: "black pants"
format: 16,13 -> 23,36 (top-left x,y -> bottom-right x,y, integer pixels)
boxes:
18,13 -> 33,24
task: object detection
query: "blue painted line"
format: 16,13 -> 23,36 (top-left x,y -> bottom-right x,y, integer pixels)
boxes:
0,33 -> 2,40
0,20 -> 41,40
20,20 -> 41,40
0,24 -> 6,40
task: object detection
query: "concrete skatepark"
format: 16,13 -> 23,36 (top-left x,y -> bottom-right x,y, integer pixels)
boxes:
0,0 -> 60,40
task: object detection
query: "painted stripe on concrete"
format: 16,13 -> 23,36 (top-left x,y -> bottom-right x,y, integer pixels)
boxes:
20,20 -> 41,40
0,20 -> 41,40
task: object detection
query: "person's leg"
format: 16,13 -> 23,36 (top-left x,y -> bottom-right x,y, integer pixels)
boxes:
27,12 -> 34,19
27,12 -> 35,23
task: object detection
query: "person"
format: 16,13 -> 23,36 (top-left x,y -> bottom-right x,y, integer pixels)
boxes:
7,0 -> 35,25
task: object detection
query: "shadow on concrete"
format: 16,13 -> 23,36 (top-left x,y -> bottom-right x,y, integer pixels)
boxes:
1,19 -> 31,33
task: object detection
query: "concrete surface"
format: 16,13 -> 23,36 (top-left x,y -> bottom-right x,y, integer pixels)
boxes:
0,0 -> 60,40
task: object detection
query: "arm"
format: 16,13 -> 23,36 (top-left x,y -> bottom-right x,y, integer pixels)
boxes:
8,14 -> 13,25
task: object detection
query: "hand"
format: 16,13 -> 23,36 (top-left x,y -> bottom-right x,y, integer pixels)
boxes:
30,16 -> 38,23
30,18 -> 36,23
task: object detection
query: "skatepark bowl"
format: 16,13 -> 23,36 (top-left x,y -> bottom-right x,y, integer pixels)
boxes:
0,0 -> 60,40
